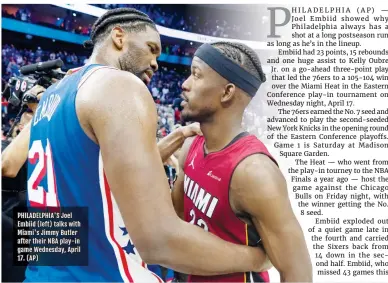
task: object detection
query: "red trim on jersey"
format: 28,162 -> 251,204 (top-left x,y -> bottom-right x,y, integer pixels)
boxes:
29,200 -> 46,208
47,141 -> 60,208
152,273 -> 163,283
103,172 -> 134,283
29,152 -> 46,190
67,67 -> 83,75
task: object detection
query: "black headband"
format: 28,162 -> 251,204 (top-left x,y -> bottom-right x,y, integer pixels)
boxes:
194,43 -> 262,97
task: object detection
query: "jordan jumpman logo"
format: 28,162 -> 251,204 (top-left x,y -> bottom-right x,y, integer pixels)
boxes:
189,153 -> 196,169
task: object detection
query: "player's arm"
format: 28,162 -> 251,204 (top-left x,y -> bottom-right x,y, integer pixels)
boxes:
232,154 -> 313,282
171,137 -> 195,219
157,123 -> 201,163
2,85 -> 45,177
79,69 -> 266,276
2,121 -> 31,177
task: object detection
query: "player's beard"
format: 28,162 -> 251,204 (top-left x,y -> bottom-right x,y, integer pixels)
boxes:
118,49 -> 146,79
181,105 -> 215,123
181,110 -> 195,122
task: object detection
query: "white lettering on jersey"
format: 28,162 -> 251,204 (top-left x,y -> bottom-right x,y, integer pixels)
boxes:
207,171 -> 222,181
33,93 -> 61,126
184,174 -> 219,219
184,174 -> 191,194
190,183 -> 199,201
206,198 -> 219,218
194,188 -> 211,214
187,178 -> 194,197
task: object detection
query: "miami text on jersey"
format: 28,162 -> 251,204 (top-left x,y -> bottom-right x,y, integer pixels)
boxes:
184,174 -> 218,218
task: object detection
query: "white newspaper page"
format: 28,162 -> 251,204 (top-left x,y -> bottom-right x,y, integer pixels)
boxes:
257,1 -> 388,282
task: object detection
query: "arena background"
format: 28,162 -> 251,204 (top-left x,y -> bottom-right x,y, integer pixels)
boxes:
1,3 -> 279,282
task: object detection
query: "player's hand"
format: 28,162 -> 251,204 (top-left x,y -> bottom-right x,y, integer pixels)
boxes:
26,85 -> 46,113
165,154 -> 180,176
252,248 -> 273,272
165,154 -> 178,167
179,122 -> 202,138
257,253 -> 273,272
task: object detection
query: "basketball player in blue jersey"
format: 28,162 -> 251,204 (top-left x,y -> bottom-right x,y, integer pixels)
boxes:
23,8 -> 271,282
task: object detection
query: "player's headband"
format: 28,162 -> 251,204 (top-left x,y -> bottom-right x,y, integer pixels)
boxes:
194,43 -> 262,97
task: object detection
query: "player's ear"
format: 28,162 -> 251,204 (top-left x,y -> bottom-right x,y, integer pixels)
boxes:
111,26 -> 125,50
221,83 -> 236,103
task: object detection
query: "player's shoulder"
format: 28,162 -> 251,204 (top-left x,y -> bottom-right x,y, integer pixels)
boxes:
233,153 -> 283,188
230,153 -> 287,206
183,135 -> 203,154
75,67 -> 156,141
81,67 -> 146,93
183,135 -> 203,149
237,153 -> 277,171
239,134 -> 277,162
177,135 -> 204,167
77,67 -> 153,111
244,134 -> 267,148
178,136 -> 197,164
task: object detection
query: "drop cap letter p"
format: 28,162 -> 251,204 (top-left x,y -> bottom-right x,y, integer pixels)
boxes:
267,7 -> 291,38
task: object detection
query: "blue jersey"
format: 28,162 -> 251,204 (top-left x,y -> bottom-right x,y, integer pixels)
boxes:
25,64 -> 163,282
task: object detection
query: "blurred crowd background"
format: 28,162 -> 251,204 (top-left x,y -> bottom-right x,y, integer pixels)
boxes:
2,4 -> 266,41
1,42 -> 189,141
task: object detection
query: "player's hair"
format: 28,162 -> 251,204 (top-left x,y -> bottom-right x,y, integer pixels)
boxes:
83,8 -> 157,49
210,41 -> 266,83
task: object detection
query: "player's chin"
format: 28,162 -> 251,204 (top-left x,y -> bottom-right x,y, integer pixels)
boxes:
181,110 -> 195,123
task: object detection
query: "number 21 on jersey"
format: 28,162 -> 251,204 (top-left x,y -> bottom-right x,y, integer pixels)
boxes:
28,139 -> 60,208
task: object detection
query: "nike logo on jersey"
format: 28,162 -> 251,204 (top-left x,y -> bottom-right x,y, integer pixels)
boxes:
33,93 -> 61,126
184,174 -> 219,218
207,171 -> 221,181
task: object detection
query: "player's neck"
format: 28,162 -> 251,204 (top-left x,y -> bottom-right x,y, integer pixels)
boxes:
88,50 -> 120,70
201,115 -> 244,154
